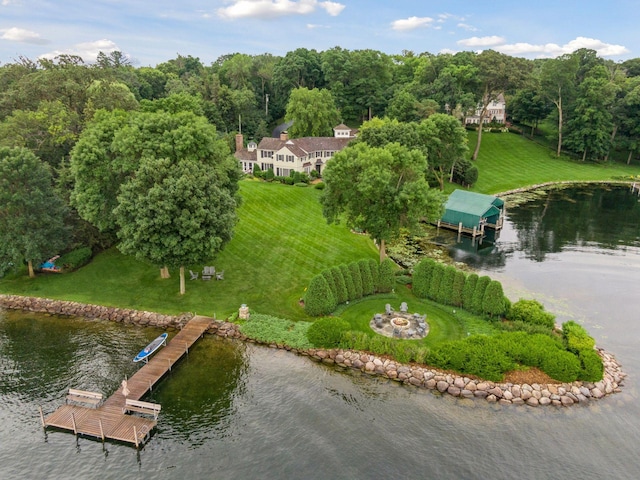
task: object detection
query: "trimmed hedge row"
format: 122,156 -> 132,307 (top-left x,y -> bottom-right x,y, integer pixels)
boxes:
426,331 -> 590,383
413,258 -> 508,317
563,321 -> 603,381
304,258 -> 396,316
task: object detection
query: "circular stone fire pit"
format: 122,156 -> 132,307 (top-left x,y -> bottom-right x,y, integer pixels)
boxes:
370,307 -> 429,339
390,317 -> 410,329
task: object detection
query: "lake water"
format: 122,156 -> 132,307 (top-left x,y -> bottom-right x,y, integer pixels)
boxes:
1,185 -> 640,479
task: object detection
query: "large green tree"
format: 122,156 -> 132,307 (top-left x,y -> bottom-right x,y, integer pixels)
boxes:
285,87 -> 340,137
419,113 -> 469,190
112,112 -> 240,294
0,147 -> 68,277
321,142 -> 444,262
471,50 -> 530,160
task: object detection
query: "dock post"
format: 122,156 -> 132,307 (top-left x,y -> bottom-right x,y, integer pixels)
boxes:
99,419 -> 105,441
185,341 -> 189,355
472,226 -> 477,237
133,426 -> 139,448
168,358 -> 172,371
458,222 -> 463,234
39,406 -> 46,428
149,380 -> 152,391
71,413 -> 77,435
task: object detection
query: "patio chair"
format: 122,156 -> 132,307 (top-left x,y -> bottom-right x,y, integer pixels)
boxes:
215,270 -> 224,280
202,266 -> 215,280
189,270 -> 198,280
400,302 -> 408,313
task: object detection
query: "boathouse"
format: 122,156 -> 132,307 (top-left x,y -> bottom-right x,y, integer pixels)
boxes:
438,190 -> 505,236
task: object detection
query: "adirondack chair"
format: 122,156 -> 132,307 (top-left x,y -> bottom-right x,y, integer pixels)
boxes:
215,270 -> 224,281
189,270 -> 198,280
202,266 -> 215,280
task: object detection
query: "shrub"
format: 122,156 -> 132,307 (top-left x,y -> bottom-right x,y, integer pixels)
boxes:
428,262 -> 445,300
330,266 -> 349,304
395,275 -> 412,285
340,264 -> 357,301
508,299 -> 555,329
368,259 -> 380,290
304,274 -> 337,316
482,280 -> 507,318
377,258 -> 396,293
348,262 -> 363,299
471,275 -> 491,314
321,269 -> 338,301
307,317 -> 350,348
540,349 -> 580,383
462,273 -> 478,310
314,181 -> 325,190
264,168 -> 275,181
578,349 -> 604,381
358,259 -> 374,295
239,314 -> 313,349
562,321 -> 596,352
58,246 -> 93,270
411,258 -> 434,298
437,266 -> 456,305
451,270 -> 466,307
294,182 -> 308,187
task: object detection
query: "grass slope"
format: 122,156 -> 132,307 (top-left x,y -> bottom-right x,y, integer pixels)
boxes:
0,181 -> 377,320
468,131 -> 640,194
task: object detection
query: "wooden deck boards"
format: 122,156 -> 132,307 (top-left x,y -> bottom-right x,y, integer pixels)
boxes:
43,315 -> 211,446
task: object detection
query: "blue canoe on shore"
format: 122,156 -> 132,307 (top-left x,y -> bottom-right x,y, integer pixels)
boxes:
133,333 -> 168,363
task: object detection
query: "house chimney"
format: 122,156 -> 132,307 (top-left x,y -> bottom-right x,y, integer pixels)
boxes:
235,133 -> 243,152
280,131 -> 288,141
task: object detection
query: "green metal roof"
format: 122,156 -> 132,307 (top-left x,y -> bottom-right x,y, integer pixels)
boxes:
441,190 -> 504,228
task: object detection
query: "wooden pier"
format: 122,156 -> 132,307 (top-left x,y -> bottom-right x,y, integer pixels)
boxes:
42,315 -> 212,447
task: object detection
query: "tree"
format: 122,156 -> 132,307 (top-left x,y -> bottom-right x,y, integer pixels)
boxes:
0,147 -> 68,277
565,66 -> 617,161
285,87 -> 339,137
419,113 -> 469,189
69,109 -> 133,234
471,50 -> 530,160
539,54 -> 580,157
321,142 -> 444,262
113,113 -> 239,294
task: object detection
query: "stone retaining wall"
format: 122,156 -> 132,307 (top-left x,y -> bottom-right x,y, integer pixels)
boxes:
0,295 -> 626,407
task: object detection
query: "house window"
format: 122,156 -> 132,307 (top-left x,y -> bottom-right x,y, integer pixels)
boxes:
277,154 -> 284,161
287,155 -> 294,162
261,150 -> 273,158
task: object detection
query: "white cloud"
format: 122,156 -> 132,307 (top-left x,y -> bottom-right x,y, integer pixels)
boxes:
391,16 -> 434,32
217,0 -> 345,19
320,1 -> 344,16
39,39 -> 124,63
496,36 -> 629,58
307,23 -> 330,29
457,23 -> 477,32
458,35 -> 505,47
0,27 -> 48,44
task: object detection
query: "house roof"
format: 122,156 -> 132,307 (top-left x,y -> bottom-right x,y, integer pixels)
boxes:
257,136 -> 352,155
441,190 -> 504,227
234,148 -> 257,161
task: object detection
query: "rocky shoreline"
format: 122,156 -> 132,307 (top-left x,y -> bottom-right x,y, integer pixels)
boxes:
0,294 -> 627,407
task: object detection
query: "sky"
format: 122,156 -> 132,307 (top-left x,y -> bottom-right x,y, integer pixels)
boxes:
0,0 -> 637,67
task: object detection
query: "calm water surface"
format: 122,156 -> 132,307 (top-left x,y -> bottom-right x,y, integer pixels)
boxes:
1,185 -> 640,479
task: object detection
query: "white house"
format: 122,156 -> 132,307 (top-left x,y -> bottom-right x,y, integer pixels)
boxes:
465,93 -> 506,125
235,124 -> 356,176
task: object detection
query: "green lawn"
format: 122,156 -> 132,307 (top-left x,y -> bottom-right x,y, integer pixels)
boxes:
0,181 -> 378,320
467,131 -> 640,194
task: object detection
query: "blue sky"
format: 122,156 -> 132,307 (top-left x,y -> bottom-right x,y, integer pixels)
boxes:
0,0 -> 636,66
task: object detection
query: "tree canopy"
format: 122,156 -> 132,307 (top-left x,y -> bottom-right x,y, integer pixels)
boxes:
321,142 -> 445,262
0,147 -> 68,277
285,87 -> 340,137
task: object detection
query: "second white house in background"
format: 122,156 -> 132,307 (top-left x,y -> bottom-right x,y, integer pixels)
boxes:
235,124 -> 357,176
465,94 -> 506,125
